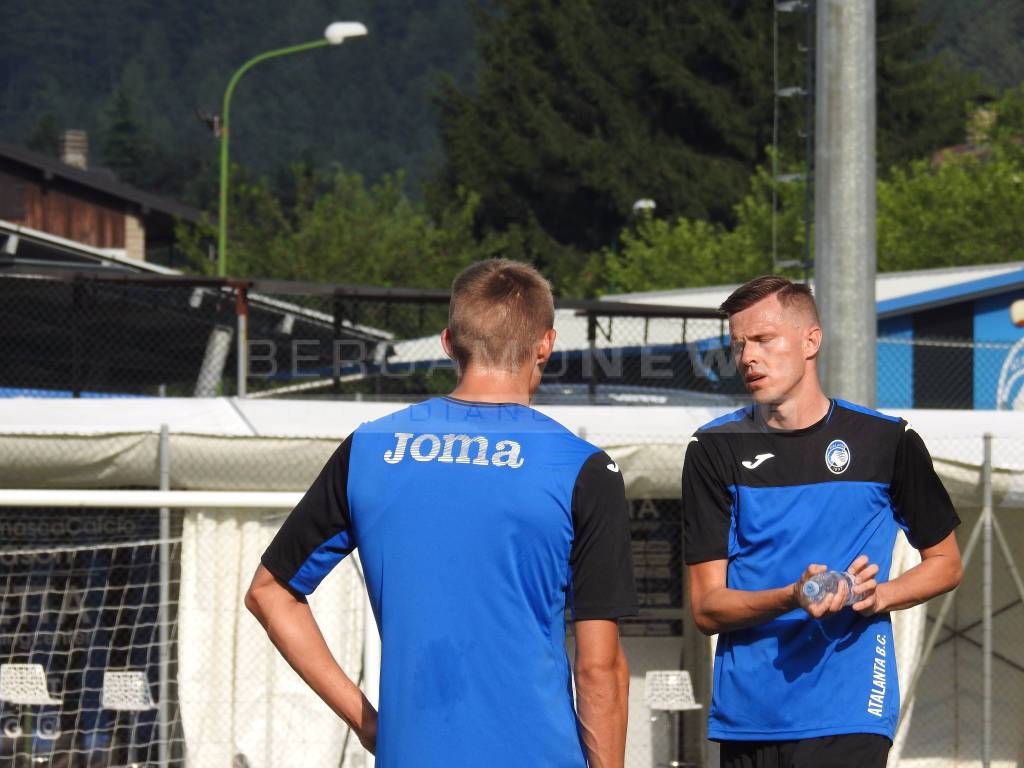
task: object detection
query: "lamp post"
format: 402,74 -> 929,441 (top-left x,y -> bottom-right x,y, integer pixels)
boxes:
216,22 -> 367,278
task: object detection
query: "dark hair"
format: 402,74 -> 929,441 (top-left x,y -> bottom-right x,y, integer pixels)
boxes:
448,258 -> 555,372
719,275 -> 819,322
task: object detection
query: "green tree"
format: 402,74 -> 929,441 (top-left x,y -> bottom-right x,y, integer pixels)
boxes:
876,86 -> 1024,271
177,165 -> 517,289
25,112 -> 60,157
603,88 -> 1024,295
876,0 -> 986,171
434,0 -> 981,263
602,159 -> 803,294
434,1 -> 778,255
100,87 -> 153,187
927,0 -> 1024,91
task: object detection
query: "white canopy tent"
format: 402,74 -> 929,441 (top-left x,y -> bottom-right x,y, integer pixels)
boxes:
0,398 -> 1021,767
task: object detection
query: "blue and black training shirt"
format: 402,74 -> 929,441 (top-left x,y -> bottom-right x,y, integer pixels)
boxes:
262,397 -> 638,767
682,399 -> 959,742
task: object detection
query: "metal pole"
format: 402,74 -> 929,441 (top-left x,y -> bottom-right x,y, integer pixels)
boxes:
981,433 -> 993,768
236,286 -> 248,397
671,710 -> 680,767
813,0 -> 877,405
194,325 -> 233,397
802,0 -> 815,283
158,424 -> 171,768
217,39 -> 331,278
587,315 -> 597,403
0,489 -> 302,508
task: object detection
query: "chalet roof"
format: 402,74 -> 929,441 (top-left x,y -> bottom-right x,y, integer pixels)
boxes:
0,143 -> 201,224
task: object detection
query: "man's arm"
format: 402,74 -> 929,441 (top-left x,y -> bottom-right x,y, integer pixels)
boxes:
244,565 -> 377,752
853,531 -> 962,615
688,559 -> 859,635
857,425 -> 962,615
249,436 -> 376,747
574,620 -> 629,768
567,450 -> 638,767
688,560 -> 796,635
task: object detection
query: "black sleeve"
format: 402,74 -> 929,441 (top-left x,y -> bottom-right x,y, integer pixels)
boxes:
568,451 -> 639,621
261,435 -> 356,595
681,436 -> 733,565
889,427 -> 960,549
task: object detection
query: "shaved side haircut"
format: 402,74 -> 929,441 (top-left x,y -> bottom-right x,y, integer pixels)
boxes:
720,275 -> 819,324
448,259 -> 555,372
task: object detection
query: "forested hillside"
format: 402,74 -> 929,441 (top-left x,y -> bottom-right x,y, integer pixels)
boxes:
2,0 -> 1016,208
0,0 -> 478,203
927,0 -> 1024,90
2,0 -> 1022,294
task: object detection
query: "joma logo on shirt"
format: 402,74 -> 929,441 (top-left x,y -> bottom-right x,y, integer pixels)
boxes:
383,432 -> 525,468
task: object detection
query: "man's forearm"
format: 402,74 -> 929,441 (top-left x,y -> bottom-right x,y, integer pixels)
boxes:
876,552 -> 961,612
692,584 -> 797,635
247,585 -> 376,747
575,645 -> 629,768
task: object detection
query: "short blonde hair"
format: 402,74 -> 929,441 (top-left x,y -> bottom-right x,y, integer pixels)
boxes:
448,259 -> 555,372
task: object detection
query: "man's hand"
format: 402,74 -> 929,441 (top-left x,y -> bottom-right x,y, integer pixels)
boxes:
356,705 -> 377,753
848,555 -> 881,615
794,556 -> 880,618
795,564 -> 846,618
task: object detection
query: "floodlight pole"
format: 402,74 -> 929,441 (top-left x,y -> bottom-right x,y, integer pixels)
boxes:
813,0 -> 877,405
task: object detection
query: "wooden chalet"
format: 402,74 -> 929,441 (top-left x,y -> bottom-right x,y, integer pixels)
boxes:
0,132 -> 199,264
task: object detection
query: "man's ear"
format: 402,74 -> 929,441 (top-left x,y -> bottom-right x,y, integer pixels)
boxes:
441,328 -> 455,360
805,325 -> 822,360
537,328 -> 557,366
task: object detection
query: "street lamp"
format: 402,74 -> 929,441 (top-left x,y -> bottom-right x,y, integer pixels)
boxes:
216,22 -> 368,277
632,198 -> 656,216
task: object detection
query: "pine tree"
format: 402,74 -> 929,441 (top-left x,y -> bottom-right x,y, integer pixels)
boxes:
876,0 -> 986,171
100,87 -> 151,187
434,0 -> 986,255
26,113 -> 61,157
433,1 -> 779,253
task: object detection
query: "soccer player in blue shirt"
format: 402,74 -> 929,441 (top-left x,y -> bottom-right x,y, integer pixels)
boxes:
682,276 -> 963,768
245,259 -> 638,767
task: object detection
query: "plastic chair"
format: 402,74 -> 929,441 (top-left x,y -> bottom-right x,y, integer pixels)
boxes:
645,670 -> 703,768
0,663 -> 61,762
0,664 -> 61,706
102,671 -> 156,766
101,671 -> 156,712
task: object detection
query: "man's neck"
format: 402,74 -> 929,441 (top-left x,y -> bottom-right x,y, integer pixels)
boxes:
760,382 -> 831,431
449,367 -> 534,406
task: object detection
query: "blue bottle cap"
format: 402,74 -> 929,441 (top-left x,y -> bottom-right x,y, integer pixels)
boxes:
802,580 -> 821,599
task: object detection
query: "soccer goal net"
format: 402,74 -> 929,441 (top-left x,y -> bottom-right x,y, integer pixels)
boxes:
0,493 -> 371,768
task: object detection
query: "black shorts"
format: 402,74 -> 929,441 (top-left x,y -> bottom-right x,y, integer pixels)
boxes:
720,733 -> 891,768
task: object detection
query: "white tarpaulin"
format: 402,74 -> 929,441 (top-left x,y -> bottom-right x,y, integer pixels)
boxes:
1,398 -> 1022,767
177,509 -> 365,768
2,397 -> 1021,503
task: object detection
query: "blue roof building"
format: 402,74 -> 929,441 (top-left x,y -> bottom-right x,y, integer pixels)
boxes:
607,262 -> 1024,411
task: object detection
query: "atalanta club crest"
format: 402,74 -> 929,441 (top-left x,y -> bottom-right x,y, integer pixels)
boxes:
825,439 -> 851,474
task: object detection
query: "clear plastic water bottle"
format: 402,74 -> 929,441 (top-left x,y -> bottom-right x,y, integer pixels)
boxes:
802,570 -> 857,607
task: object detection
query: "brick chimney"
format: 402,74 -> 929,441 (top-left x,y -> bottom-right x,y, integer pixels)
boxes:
60,130 -> 89,170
